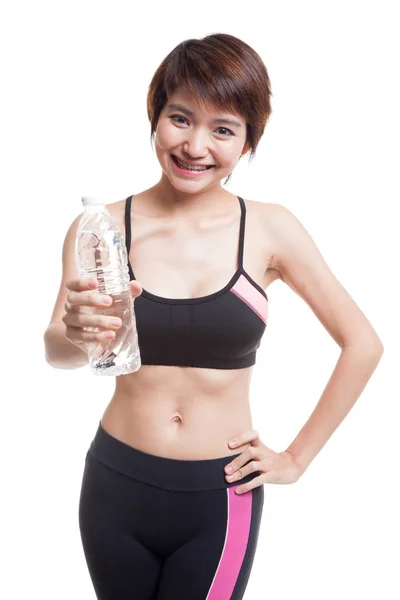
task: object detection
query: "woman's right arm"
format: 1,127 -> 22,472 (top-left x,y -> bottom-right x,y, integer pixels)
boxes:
44,212 -> 89,369
44,321 -> 89,369
44,206 -> 141,370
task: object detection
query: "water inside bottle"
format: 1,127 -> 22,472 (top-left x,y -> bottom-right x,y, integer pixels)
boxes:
76,229 -> 130,295
76,227 -> 141,375
89,289 -> 141,376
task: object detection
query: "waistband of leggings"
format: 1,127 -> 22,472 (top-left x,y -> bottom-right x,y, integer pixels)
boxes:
87,420 -> 261,492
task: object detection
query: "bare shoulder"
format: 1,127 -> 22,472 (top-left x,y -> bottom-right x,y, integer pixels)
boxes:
245,199 -> 283,273
105,192 -> 148,225
106,198 -> 126,216
250,198 -> 287,224
245,197 -> 283,226
254,201 -> 382,348
252,200 -> 322,265
105,198 -> 127,229
254,199 -> 325,280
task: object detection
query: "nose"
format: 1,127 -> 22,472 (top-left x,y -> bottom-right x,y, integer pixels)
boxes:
181,128 -> 210,160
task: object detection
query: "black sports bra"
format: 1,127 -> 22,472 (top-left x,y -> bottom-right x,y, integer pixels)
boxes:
124,194 -> 268,369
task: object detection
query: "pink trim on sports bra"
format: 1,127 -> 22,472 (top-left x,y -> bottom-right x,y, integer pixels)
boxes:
230,274 -> 269,324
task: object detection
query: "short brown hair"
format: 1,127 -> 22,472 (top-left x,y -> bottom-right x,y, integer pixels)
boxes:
147,33 -> 273,184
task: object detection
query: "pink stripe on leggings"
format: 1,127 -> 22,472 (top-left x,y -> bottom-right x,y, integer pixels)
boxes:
206,485 -> 253,599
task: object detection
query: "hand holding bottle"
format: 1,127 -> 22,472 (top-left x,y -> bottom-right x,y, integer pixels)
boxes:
63,277 -> 142,352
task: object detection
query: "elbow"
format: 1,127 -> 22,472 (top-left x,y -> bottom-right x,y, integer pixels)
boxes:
44,349 -> 56,369
340,329 -> 384,356
43,337 -> 55,368
43,328 -> 58,369
342,333 -> 384,357
368,336 -> 384,358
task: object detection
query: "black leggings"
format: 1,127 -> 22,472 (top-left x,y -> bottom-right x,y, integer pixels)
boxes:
79,420 -> 264,599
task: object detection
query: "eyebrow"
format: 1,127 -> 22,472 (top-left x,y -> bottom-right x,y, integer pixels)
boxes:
167,103 -> 243,128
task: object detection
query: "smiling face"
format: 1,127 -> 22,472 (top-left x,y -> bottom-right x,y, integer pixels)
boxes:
153,86 -> 250,193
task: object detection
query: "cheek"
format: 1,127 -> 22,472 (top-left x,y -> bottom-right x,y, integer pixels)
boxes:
155,123 -> 182,149
218,148 -> 241,167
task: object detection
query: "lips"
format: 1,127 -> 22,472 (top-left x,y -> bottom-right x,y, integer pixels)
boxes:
171,154 -> 215,169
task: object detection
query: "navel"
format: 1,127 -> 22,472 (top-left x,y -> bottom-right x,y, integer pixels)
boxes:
171,414 -> 183,424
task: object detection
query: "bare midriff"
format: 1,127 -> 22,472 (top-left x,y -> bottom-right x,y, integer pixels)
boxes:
101,364 -> 255,460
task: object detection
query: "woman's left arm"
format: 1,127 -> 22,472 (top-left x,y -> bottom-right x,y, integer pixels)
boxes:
267,204 -> 384,475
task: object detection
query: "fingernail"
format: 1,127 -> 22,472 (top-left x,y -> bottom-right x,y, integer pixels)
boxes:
102,296 -> 112,305
230,440 -> 237,447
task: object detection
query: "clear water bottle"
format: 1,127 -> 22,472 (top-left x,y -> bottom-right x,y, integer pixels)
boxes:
75,196 -> 141,376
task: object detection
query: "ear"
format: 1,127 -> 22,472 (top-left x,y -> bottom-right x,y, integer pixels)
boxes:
241,142 -> 250,156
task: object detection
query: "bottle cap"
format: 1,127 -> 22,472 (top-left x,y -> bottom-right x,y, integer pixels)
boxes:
81,196 -> 109,206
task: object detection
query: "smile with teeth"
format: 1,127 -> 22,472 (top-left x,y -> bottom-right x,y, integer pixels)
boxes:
172,155 -> 215,171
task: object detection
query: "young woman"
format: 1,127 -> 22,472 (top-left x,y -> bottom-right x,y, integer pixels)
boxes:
44,33 -> 384,600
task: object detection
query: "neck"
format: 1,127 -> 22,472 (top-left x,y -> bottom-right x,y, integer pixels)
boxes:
151,177 -> 234,217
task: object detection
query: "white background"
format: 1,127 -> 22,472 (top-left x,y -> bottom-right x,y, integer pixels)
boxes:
1,1 -> 398,598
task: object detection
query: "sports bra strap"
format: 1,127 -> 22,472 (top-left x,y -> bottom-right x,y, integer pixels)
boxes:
237,195 -> 246,270
125,194 -> 133,255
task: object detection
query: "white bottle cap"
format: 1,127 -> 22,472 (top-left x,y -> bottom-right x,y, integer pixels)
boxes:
81,196 -> 108,206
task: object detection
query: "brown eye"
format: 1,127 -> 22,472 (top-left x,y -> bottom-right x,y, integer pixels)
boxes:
216,127 -> 234,137
170,115 -> 188,125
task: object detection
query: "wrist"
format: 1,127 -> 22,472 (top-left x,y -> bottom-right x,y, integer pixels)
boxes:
284,448 -> 308,476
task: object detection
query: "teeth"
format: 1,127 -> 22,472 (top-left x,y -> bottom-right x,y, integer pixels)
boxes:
174,156 -> 208,171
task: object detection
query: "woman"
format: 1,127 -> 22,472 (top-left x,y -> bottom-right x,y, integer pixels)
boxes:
44,33 -> 384,600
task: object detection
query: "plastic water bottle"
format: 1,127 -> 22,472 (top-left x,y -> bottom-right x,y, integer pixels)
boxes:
75,196 -> 141,376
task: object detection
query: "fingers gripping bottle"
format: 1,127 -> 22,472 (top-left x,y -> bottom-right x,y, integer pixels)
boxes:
75,196 -> 141,375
